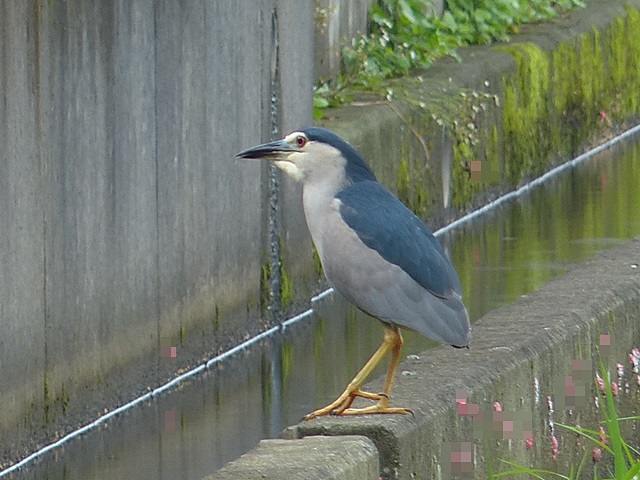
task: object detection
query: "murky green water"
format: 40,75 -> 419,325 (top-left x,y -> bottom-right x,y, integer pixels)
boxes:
10,136 -> 640,479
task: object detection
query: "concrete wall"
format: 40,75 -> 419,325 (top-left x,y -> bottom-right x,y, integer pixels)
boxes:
0,0 -> 315,451
314,0 -> 373,80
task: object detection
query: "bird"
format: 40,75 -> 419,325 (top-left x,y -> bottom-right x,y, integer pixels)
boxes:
236,126 -> 470,420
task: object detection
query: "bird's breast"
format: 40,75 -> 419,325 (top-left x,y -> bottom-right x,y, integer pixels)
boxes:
302,193 -> 387,306
302,190 -> 354,273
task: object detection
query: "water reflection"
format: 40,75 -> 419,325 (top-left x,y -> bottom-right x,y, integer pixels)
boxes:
453,137 -> 640,321
12,136 -> 640,479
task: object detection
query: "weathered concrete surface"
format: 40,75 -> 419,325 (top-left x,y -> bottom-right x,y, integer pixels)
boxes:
213,236 -> 640,478
0,0 -> 46,445
209,435 -> 379,480
0,0 -> 312,463
314,0 -> 373,80
277,0 -> 317,304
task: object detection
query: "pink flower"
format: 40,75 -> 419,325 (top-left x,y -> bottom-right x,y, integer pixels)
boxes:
551,435 -> 558,460
599,426 -> 607,445
457,399 -> 479,416
592,447 -> 602,463
493,401 -> 503,412
630,348 -> 640,374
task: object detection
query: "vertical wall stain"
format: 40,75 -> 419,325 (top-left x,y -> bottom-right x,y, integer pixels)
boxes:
266,8 -> 282,324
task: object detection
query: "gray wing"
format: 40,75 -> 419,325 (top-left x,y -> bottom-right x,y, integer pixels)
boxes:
333,181 -> 470,347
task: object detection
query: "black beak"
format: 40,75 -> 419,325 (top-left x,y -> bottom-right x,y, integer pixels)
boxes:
235,139 -> 298,160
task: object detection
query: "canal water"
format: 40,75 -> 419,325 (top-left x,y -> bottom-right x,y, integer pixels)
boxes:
8,135 -> 640,479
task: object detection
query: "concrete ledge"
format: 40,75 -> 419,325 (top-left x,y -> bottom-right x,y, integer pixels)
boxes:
209,236 -> 640,478
208,435 -> 379,479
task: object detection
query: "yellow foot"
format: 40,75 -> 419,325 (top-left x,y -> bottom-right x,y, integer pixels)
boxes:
304,391 -> 410,419
339,405 -> 412,416
303,389 -> 384,420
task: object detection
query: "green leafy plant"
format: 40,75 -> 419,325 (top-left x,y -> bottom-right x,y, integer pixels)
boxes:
314,0 -> 585,117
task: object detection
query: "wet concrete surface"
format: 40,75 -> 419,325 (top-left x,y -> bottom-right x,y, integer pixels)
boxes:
5,135 -> 640,479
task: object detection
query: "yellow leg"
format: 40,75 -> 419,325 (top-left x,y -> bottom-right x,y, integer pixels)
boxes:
304,324 -> 411,420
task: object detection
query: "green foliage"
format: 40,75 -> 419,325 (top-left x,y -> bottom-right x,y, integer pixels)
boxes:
314,0 -> 585,113
585,358 -> 640,479
345,0 -> 458,80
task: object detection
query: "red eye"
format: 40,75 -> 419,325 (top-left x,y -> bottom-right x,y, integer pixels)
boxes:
295,135 -> 307,148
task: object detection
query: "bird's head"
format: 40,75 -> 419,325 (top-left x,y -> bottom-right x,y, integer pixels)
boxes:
236,127 -> 376,186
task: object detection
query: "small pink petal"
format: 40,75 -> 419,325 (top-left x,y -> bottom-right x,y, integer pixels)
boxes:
599,426 -> 607,444
551,434 -> 559,460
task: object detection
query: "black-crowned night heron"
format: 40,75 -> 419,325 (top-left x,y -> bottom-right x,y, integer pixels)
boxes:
237,126 -> 470,419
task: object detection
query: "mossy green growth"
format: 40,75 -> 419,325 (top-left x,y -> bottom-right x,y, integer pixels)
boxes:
396,158 -> 411,208
608,6 -> 640,118
449,93 -> 502,209
390,5 -> 640,214
486,125 -> 501,178
497,8 -> 640,188
260,261 -> 271,315
498,42 -> 551,185
260,238 -> 296,317
281,342 -> 294,389
550,33 -> 604,155
312,245 -> 323,277
428,4 -> 640,210
281,265 -> 294,309
395,156 -> 432,218
403,83 -> 501,211
608,309 -> 616,331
